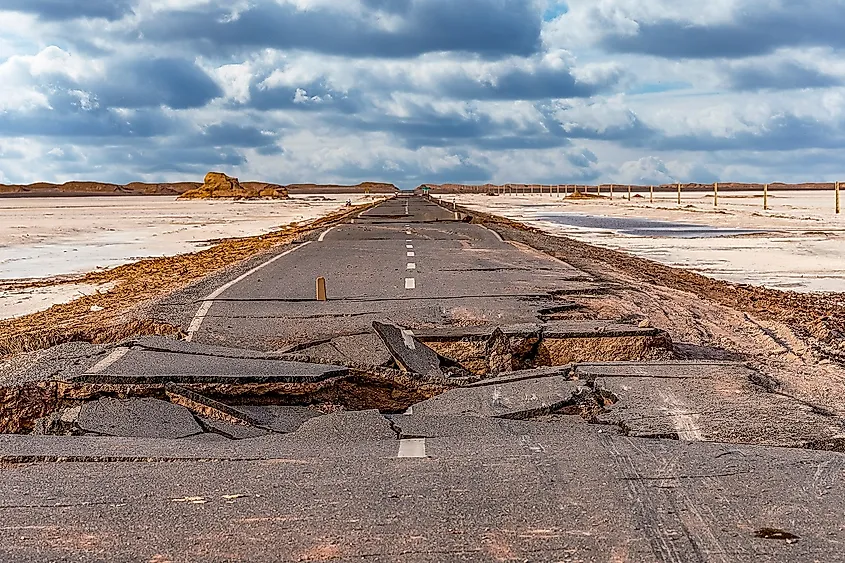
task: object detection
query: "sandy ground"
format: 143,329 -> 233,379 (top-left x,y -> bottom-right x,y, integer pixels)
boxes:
0,194 -> 381,319
453,191 -> 845,292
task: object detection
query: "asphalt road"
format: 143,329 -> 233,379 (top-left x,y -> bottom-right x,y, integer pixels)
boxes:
1,196 -> 843,562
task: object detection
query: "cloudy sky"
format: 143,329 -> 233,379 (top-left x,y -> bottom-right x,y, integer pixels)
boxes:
1,0 -> 844,187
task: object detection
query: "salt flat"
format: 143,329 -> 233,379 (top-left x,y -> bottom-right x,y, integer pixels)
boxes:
454,190 -> 845,293
0,194 -> 380,319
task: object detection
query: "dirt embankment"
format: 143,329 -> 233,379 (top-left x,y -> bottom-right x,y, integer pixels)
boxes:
424,182 -> 840,194
0,203 -> 377,358
468,210 -> 844,358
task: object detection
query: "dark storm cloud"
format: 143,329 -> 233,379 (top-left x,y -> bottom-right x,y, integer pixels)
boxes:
601,2 -> 845,59
1,0 -> 135,21
335,103 -> 570,150
193,124 -> 279,149
330,155 -> 493,187
136,0 -> 541,58
644,114 -> 845,152
119,146 -> 247,174
534,104 -> 657,142
441,65 -> 620,100
94,58 -> 223,110
0,105 -> 174,140
726,61 -> 843,91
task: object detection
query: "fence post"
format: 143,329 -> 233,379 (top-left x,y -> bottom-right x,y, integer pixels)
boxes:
650,185 -> 654,204
714,182 -> 719,208
627,185 -> 632,201
837,181 -> 841,214
610,184 -> 614,199
764,183 -> 769,211
677,183 -> 681,205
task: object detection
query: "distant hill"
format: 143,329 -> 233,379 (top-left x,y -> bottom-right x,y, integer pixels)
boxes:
0,179 -> 399,197
0,181 -> 200,197
421,182 -> 840,194
285,182 -> 398,194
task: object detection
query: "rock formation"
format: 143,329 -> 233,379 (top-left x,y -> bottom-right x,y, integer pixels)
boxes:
177,172 -> 289,200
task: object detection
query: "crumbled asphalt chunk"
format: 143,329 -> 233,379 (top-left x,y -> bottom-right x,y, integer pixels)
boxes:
77,398 -> 203,439
199,417 -> 271,440
373,321 -> 444,378
237,406 -> 321,434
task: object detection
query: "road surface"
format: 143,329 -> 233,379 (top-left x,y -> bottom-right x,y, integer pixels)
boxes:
0,196 -> 843,562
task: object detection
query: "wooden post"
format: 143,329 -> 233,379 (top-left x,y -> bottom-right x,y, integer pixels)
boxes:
627,185 -> 632,201
650,185 -> 654,204
714,182 -> 719,208
764,183 -> 769,211
837,181 -> 841,214
316,277 -> 327,301
609,184 -> 613,199
597,184 -> 602,196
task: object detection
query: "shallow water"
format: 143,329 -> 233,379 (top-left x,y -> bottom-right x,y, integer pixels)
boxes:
534,213 -> 765,238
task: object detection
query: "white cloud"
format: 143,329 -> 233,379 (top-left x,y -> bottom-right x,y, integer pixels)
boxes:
0,0 -> 844,185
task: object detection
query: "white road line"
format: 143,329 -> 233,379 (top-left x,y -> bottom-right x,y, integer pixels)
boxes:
86,347 -> 129,374
318,227 -> 335,242
405,230 -> 412,235
185,242 -> 313,342
406,239 -> 412,243
406,244 -> 413,249
397,438 -> 426,458
405,278 -> 416,290
407,263 -> 416,270
407,251 -> 415,257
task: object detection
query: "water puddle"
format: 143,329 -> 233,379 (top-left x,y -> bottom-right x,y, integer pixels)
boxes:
535,213 -> 766,239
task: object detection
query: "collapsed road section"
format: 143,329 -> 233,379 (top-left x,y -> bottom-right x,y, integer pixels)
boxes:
0,195 -> 843,562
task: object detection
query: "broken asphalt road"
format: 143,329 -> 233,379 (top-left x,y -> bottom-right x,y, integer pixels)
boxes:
0,195 -> 843,562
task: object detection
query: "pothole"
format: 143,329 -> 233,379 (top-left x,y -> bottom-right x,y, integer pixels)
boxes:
1,319 -> 672,438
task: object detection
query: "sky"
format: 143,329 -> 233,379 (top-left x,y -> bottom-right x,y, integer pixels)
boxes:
1,0 -> 844,188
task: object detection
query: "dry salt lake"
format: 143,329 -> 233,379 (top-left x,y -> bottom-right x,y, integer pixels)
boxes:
0,194 -> 380,320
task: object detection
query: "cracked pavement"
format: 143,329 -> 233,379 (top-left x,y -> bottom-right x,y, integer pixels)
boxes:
0,196 -> 844,562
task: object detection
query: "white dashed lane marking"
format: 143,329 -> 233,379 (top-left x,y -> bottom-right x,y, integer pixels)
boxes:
405,278 -> 416,290
397,438 -> 426,458
85,347 -> 129,375
406,244 -> 413,249
407,263 -> 416,270
407,252 -> 415,257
